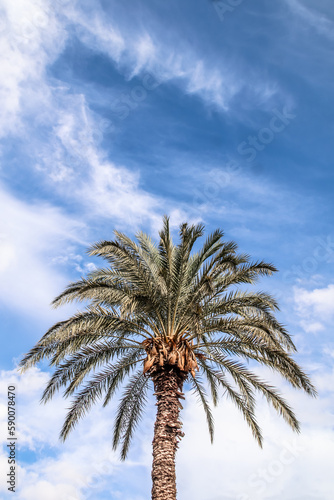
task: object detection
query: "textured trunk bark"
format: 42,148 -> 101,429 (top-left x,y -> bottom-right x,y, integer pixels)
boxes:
151,368 -> 185,500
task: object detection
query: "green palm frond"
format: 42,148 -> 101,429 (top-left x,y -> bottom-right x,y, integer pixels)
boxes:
214,369 -> 263,446
60,350 -> 143,441
197,358 -> 219,406
41,342 -> 141,403
19,215 -> 316,459
112,370 -> 150,460
190,374 -> 215,443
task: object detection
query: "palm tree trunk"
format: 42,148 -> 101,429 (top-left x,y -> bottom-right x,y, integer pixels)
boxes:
151,368 -> 185,500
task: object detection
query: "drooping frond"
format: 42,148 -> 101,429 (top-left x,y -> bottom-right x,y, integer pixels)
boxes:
197,358 -> 219,406
19,311 -> 146,371
59,350 -> 143,441
41,342 -> 140,403
190,374 -> 215,443
112,370 -> 150,460
210,368 -> 264,447
19,215 -> 316,458
203,350 -> 300,431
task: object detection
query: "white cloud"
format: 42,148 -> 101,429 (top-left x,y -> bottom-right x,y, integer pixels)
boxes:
27,87 -> 191,231
64,3 -> 281,112
70,4 -> 126,65
128,33 -> 157,78
295,284 -> 334,316
0,0 -> 287,236
0,367 -> 126,499
34,90 -> 188,230
80,159 -> 161,229
0,0 -> 67,138
0,0 -> 178,234
0,184 -> 85,320
67,7 -> 237,110
294,284 -> 334,333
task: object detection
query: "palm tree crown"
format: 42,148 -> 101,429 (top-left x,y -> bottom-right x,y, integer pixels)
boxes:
20,216 -> 316,498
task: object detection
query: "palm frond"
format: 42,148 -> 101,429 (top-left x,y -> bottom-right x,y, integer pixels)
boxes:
210,369 -> 263,447
190,375 -> 215,443
19,216 -> 316,459
112,370 -> 150,460
41,343 -> 142,403
60,351 -> 143,441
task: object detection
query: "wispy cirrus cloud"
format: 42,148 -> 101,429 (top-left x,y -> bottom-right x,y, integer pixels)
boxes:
285,0 -> 334,40
0,8 -> 172,236
0,0 -> 196,232
32,91 -> 190,231
63,2 -> 285,113
0,0 -> 67,138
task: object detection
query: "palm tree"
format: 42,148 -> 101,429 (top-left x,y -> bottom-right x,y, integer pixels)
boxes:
20,216 -> 316,500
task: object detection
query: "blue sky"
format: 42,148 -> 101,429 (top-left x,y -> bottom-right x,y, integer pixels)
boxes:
0,0 -> 333,498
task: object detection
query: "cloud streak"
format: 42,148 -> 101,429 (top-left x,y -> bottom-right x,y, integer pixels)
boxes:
285,0 -> 334,40
0,184 -> 85,320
